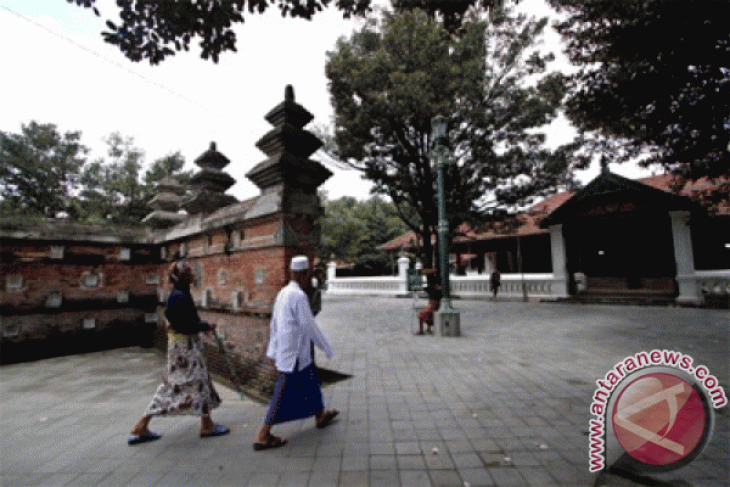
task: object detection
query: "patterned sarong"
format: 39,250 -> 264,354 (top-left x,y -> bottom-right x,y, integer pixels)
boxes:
144,331 -> 221,417
265,362 -> 324,425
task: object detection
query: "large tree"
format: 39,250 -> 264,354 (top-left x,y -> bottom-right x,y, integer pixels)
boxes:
76,135 -> 192,225
68,0 -> 513,64
0,122 -> 88,219
69,0 -> 371,64
0,122 -> 191,225
547,0 -> 729,188
326,9 -> 579,269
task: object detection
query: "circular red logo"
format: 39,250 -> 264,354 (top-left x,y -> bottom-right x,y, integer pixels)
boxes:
612,372 -> 707,466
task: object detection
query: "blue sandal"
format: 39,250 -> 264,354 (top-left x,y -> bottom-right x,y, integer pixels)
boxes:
200,424 -> 230,438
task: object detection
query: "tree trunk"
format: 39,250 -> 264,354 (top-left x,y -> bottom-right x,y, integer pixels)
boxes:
420,225 -> 435,271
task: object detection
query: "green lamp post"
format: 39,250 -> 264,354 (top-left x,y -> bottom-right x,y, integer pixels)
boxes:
431,115 -> 460,336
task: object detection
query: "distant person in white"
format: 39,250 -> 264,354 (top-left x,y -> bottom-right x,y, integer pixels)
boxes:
253,255 -> 338,451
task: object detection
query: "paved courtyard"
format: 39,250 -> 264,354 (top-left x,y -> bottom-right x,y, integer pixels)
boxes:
1,296 -> 728,487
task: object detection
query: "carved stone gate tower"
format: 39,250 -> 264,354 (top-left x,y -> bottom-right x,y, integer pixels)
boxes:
1,86 -> 331,400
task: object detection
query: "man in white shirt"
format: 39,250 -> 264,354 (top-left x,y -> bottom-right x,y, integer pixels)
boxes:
253,255 -> 338,451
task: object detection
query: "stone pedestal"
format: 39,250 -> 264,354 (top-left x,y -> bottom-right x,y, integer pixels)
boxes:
327,261 -> 337,282
436,310 -> 460,337
397,256 -> 410,294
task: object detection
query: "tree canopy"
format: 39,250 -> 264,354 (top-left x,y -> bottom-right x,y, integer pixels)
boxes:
0,121 -> 191,225
326,9 -> 579,268
0,122 -> 87,219
69,0 -> 372,64
547,0 -> 729,187
68,0 -> 514,64
319,195 -> 410,274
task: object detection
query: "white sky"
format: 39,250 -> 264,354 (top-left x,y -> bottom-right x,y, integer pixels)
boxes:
0,0 -> 656,204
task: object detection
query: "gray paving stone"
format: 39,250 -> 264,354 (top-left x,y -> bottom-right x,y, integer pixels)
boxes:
307,469 -> 340,487
458,467 -> 496,487
341,454 -> 368,471
424,452 -> 456,470
399,469 -> 434,487
316,442 -> 347,457
0,474 -> 49,487
452,452 -> 484,469
2,297 -> 728,487
398,455 -> 427,470
396,441 -> 422,455
244,473 -> 279,487
370,454 -> 397,470
515,466 -> 560,487
217,473 -> 255,487
35,473 -> 78,487
370,442 -> 396,455
428,469 -> 463,487
370,469 -> 400,487
276,471 -> 311,487
486,468 -> 528,487
337,470 -> 368,487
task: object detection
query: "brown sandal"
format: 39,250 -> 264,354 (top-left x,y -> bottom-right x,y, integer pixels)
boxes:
316,410 -> 339,429
253,434 -> 287,451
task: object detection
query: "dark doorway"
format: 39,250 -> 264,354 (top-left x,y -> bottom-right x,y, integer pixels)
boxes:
566,214 -> 677,296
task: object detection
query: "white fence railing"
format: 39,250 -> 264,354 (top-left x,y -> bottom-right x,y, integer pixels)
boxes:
326,275 -> 406,296
325,266 -> 730,306
694,270 -> 730,307
450,273 -> 560,300
325,271 -> 568,300
695,270 -> 730,294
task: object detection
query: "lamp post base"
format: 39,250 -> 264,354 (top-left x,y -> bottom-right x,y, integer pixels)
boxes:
436,310 -> 460,337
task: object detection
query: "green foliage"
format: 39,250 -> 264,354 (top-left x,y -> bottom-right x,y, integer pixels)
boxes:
326,9 -> 578,267
0,122 -> 88,219
1,121 -> 191,225
319,195 -> 410,275
548,0 -> 730,184
392,0 -> 511,34
76,135 -> 192,226
69,0 -> 517,64
69,0 -> 373,64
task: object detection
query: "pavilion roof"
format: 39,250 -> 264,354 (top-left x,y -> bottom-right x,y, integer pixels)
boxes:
379,173 -> 727,252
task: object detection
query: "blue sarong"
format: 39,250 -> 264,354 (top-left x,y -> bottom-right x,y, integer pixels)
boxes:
264,362 -> 324,425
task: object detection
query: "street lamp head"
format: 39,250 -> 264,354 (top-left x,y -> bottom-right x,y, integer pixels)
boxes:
431,115 -> 448,141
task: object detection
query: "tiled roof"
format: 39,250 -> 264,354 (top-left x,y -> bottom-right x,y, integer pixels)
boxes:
379,174 -> 727,251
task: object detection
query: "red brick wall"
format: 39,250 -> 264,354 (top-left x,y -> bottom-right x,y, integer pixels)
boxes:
1,204 -> 322,400
150,217 -> 295,399
1,238 -> 160,363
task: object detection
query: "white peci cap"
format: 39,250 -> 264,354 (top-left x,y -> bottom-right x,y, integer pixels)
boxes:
290,255 -> 310,272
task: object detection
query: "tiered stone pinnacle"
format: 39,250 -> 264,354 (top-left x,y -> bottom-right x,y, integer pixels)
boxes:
184,142 -> 238,215
246,85 -> 332,193
141,176 -> 187,228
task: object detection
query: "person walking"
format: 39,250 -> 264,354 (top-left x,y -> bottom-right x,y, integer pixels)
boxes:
307,265 -> 325,363
253,256 -> 338,451
128,261 -> 230,445
490,268 -> 501,299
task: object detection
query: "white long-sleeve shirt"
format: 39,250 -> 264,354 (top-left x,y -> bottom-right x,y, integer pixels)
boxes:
266,281 -> 334,373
